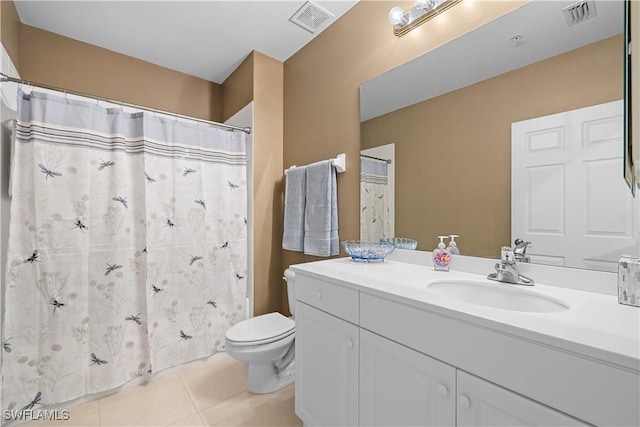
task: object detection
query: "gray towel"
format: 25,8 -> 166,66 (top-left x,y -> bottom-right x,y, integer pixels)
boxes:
282,166 -> 307,251
304,160 -> 339,256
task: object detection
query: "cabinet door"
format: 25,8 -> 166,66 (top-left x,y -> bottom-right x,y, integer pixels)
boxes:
457,371 -> 588,426
295,301 -> 359,426
360,329 -> 456,426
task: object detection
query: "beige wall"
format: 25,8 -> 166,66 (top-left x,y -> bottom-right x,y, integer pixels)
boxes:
222,53 -> 254,121
1,0 -> 21,68
18,25 -> 223,121
362,35 -> 623,258
252,52 -> 284,316
282,1 -> 528,296
224,51 -> 285,316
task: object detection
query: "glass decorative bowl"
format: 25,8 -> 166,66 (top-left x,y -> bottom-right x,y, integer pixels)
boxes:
380,237 -> 418,250
342,240 -> 395,262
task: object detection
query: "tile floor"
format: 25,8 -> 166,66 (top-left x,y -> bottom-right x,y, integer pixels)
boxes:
24,354 -> 302,427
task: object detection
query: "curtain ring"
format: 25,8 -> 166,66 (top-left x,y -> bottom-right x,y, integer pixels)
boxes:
24,80 -> 34,94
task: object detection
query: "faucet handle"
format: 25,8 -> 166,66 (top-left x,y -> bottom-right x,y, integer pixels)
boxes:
501,246 -> 515,264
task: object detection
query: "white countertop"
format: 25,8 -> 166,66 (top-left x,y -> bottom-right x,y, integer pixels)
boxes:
292,258 -> 640,372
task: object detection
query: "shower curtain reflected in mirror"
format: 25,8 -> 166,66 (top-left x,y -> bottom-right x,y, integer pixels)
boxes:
360,156 -> 391,241
1,89 -> 248,412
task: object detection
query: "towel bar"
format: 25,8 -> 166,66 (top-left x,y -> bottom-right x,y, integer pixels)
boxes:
332,153 -> 346,173
285,153 -> 346,174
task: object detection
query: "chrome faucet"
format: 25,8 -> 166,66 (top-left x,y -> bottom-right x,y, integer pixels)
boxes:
487,245 -> 535,286
513,239 -> 532,263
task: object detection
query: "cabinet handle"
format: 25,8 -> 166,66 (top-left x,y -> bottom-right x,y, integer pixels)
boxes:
316,290 -> 323,300
458,394 -> 471,409
346,338 -> 354,349
436,383 -> 449,398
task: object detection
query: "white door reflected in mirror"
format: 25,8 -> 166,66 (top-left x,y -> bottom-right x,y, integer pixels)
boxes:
512,100 -> 639,272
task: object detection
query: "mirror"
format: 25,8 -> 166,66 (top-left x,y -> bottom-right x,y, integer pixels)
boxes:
360,0 -> 638,272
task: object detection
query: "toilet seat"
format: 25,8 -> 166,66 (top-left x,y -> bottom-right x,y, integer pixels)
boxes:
226,328 -> 295,347
225,312 -> 295,347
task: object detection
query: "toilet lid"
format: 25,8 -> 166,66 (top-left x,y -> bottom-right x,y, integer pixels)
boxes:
225,312 -> 295,345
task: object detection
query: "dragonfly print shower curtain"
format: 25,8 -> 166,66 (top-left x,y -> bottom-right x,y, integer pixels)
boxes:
1,89 -> 248,412
360,156 -> 390,241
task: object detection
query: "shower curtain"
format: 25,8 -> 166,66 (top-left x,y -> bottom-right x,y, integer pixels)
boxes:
360,156 -> 390,241
1,89 -> 248,412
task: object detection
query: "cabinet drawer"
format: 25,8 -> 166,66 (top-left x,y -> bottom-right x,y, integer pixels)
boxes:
296,274 -> 358,324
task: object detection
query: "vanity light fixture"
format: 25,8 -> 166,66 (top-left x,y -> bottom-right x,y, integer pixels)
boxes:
389,0 -> 463,36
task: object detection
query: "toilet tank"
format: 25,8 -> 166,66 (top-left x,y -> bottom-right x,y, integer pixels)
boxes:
284,268 -> 296,317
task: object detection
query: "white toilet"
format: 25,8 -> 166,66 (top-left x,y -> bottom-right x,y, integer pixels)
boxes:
225,269 -> 296,394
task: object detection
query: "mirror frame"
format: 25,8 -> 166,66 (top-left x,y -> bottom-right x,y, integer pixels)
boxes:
624,0 -> 636,195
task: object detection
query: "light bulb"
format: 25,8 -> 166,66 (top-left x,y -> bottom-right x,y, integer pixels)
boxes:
413,0 -> 428,10
414,0 -> 438,10
388,7 -> 405,26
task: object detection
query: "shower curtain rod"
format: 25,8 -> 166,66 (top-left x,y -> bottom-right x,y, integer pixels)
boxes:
360,153 -> 392,164
0,73 -> 251,134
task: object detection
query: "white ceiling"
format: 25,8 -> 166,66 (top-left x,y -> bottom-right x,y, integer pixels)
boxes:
14,0 -> 358,84
360,0 -> 624,121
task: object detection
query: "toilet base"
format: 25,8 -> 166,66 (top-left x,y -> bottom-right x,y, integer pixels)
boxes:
247,360 -> 295,394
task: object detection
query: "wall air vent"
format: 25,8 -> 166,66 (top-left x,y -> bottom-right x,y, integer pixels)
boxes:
562,0 -> 597,26
289,1 -> 334,34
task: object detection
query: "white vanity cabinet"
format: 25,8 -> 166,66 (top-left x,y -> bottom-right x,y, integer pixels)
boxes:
360,329 -> 456,426
293,266 -> 640,427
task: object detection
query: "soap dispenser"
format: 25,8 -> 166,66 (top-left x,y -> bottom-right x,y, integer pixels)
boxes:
447,234 -> 460,255
433,236 -> 451,271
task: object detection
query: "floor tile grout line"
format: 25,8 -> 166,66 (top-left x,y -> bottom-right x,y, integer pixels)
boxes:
177,355 -> 248,415
97,399 -> 102,427
194,384 -> 249,416
97,374 -> 166,408
195,410 -> 208,427
98,398 -> 103,427
194,387 -> 248,425
97,377 -> 168,427
98,374 -> 196,427
176,369 -> 209,426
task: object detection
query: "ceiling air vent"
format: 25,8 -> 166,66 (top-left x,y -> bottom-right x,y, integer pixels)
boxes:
289,1 -> 334,34
562,0 -> 597,26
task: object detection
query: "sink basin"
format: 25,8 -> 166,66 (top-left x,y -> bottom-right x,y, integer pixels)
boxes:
426,280 -> 569,313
